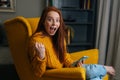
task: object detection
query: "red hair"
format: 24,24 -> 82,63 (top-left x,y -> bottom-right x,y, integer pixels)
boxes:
35,6 -> 66,63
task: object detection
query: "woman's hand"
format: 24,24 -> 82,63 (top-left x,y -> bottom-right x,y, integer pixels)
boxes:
35,42 -> 45,59
76,60 -> 84,67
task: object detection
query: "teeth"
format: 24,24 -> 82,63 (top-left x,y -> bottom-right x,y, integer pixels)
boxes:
50,26 -> 56,31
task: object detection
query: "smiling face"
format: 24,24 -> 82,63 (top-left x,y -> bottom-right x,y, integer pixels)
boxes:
44,11 -> 60,36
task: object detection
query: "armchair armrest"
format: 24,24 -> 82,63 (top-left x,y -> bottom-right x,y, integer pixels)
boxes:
43,67 -> 86,80
70,49 -> 99,64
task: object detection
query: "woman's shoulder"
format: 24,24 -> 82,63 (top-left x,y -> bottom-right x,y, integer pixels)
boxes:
30,32 -> 50,42
31,32 -> 43,40
33,32 -> 43,37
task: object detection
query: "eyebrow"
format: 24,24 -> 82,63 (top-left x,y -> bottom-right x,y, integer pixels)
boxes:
47,16 -> 60,19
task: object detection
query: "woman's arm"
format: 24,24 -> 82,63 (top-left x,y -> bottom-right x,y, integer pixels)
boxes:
63,53 -> 74,67
28,38 -> 46,78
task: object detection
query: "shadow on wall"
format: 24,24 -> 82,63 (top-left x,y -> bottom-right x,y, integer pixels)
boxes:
0,64 -> 19,80
0,20 -> 8,46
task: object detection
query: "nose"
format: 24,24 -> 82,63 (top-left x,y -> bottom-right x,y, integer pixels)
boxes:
52,20 -> 56,26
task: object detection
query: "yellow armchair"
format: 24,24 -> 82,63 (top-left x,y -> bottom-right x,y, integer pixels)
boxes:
4,16 -> 108,80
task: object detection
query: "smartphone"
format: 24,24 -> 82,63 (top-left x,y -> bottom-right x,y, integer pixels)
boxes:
78,56 -> 89,62
72,56 -> 89,67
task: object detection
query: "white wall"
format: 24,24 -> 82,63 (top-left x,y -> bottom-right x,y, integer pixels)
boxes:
0,0 -> 46,21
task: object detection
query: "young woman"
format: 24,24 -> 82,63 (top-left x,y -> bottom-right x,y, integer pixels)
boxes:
28,6 -> 115,80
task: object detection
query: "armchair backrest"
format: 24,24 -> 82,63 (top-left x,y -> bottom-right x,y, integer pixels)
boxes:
4,16 -> 40,80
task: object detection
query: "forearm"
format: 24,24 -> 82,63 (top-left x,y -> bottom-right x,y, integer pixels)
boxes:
31,56 -> 46,77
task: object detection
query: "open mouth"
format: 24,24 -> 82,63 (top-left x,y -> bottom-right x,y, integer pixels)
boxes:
49,26 -> 57,35
50,26 -> 56,31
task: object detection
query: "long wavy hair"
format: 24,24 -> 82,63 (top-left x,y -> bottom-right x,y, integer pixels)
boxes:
35,6 -> 66,63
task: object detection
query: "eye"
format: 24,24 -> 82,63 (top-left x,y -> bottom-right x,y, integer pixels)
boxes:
47,18 -> 52,22
56,19 -> 60,22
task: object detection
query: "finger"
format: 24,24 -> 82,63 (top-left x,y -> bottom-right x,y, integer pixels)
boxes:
35,42 -> 42,49
41,44 -> 44,47
35,42 -> 38,48
77,62 -> 82,67
77,63 -> 80,67
81,60 -> 85,64
39,43 -> 44,48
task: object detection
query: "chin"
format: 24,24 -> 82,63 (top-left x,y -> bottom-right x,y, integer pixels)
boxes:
48,32 -> 55,36
48,32 -> 56,36
49,33 -> 55,36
